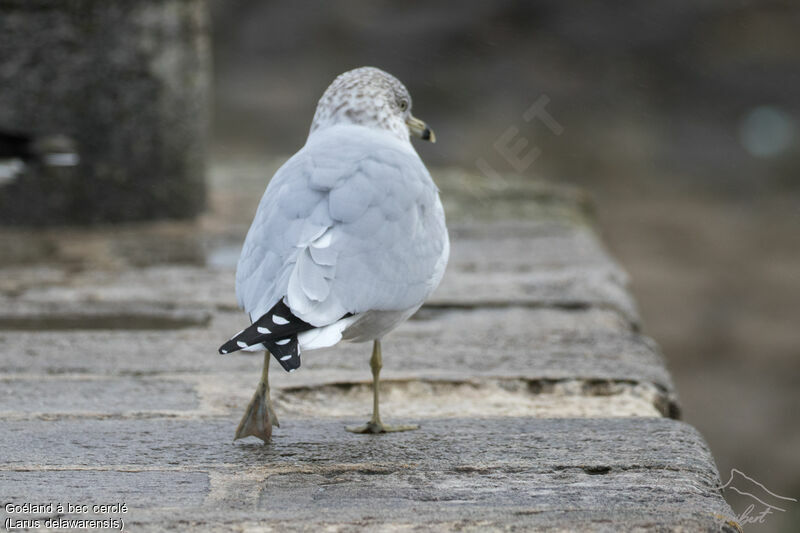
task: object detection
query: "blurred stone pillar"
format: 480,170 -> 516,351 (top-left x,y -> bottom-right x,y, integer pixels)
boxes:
0,0 -> 210,225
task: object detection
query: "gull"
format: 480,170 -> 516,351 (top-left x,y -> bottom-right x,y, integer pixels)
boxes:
219,67 -> 449,442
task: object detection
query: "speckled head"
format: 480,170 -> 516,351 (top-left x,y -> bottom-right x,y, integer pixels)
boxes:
309,67 -> 435,143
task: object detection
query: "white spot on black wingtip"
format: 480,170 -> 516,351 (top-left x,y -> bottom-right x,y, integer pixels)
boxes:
288,368 -> 297,373
220,349 -> 228,354
280,355 -> 292,361
236,341 -> 247,348
257,326 -> 271,334
272,315 -> 290,325
275,338 -> 291,345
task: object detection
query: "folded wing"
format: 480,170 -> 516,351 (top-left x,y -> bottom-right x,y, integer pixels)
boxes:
235,127 -> 449,330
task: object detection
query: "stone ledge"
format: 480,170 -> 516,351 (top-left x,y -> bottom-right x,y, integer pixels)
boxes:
0,220 -> 637,325
0,418 -> 737,532
0,305 -> 677,418
0,171 -> 735,530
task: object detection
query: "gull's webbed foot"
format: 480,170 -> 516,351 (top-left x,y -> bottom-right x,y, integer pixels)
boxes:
235,353 -> 279,443
345,339 -> 419,435
346,421 -> 419,434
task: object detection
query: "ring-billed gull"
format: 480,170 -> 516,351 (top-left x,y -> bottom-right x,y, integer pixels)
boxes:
219,67 -> 449,442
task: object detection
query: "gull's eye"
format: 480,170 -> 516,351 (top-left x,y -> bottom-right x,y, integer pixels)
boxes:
398,100 -> 408,111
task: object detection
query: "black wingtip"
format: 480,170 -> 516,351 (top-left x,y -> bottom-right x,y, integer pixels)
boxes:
268,336 -> 301,372
218,338 -> 240,355
219,300 -> 315,363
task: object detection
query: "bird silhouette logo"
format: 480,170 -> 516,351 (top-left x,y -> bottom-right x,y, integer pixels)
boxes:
718,469 -> 797,527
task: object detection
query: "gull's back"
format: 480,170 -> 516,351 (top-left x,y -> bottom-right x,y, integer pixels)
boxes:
235,123 -> 449,332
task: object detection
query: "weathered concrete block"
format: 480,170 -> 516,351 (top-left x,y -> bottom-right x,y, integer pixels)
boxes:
0,0 -> 210,224
0,220 -> 638,322
0,376 -> 199,416
0,169 -> 737,530
0,418 -> 737,531
0,307 -> 675,420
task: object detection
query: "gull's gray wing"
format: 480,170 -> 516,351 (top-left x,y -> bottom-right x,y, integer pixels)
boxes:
236,127 -> 449,327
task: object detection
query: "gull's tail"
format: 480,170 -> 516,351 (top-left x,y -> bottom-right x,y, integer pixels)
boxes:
218,300 -> 314,372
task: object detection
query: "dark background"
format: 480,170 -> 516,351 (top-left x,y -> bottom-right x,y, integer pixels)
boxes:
210,2 -> 799,531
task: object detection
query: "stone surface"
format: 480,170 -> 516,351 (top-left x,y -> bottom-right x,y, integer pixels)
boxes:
0,375 -> 199,416
0,0 -> 210,224
0,306 -> 676,418
0,222 -> 637,323
0,164 -> 736,530
0,418 -> 736,531
0,300 -> 210,331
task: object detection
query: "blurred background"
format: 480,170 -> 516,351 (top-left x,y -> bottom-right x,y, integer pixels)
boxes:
2,1 -> 798,530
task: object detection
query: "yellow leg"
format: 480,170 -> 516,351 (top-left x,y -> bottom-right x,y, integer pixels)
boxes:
346,340 -> 419,434
235,351 -> 279,443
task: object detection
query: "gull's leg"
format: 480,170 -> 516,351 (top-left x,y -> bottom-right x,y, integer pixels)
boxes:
346,339 -> 419,434
235,351 -> 279,443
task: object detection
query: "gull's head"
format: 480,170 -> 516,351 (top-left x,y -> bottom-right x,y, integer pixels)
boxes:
310,66 -> 435,144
